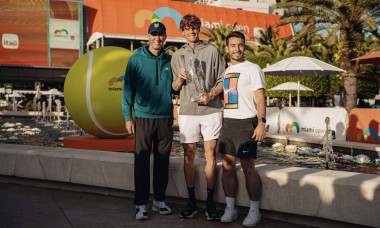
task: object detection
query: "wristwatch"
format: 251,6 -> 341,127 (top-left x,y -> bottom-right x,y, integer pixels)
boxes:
258,118 -> 266,123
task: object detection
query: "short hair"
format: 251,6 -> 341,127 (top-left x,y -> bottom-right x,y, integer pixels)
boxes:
180,14 -> 201,31
226,31 -> 245,46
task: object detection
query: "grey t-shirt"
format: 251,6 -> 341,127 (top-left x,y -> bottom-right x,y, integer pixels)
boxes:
171,41 -> 225,115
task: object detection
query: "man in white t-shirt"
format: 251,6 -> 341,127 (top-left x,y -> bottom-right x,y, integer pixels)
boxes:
217,31 -> 266,227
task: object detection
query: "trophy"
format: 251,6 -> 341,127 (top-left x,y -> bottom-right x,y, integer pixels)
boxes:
181,55 -> 206,102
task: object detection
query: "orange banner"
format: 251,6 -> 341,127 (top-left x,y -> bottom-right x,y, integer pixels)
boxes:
86,0 -> 292,42
347,109 -> 380,145
0,0 -> 81,67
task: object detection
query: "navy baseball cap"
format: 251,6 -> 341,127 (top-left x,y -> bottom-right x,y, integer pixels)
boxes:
148,22 -> 166,35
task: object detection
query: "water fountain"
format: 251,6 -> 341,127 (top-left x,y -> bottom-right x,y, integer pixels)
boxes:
36,101 -> 41,122
42,101 -> 46,122
55,99 -> 61,122
47,96 -> 52,122
32,96 -> 37,113
322,117 -> 335,169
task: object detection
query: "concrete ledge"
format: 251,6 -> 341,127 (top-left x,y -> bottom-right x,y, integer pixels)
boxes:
0,144 -> 379,227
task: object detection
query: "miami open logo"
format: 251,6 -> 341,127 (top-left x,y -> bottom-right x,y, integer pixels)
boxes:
286,122 -> 300,133
134,7 -> 182,30
54,29 -> 69,35
108,76 -> 124,91
53,29 -> 75,41
363,128 -> 379,142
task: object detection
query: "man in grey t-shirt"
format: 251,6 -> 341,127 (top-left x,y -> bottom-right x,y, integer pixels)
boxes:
172,14 -> 225,221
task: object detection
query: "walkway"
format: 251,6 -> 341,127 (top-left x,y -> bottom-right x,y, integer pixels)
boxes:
0,178 -> 311,228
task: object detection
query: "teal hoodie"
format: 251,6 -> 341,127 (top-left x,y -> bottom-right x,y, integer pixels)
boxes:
122,45 -> 173,122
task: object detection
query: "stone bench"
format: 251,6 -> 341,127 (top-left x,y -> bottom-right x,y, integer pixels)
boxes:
0,144 -> 379,227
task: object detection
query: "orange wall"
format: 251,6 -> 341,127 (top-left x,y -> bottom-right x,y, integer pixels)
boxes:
347,109 -> 380,145
86,0 -> 292,42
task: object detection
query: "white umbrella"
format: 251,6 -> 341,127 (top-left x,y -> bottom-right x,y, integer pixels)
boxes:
8,91 -> 25,98
268,82 -> 313,107
263,56 -> 346,107
42,88 -> 64,96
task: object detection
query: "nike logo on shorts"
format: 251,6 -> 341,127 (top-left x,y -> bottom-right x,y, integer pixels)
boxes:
242,150 -> 249,153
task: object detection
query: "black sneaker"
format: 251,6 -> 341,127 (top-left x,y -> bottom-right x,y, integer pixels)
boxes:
180,199 -> 198,219
205,201 -> 220,221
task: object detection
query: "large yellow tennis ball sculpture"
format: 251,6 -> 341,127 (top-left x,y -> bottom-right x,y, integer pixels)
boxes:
64,46 -> 134,138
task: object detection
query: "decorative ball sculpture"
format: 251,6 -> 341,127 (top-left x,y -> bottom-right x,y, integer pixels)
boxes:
64,46 -> 133,138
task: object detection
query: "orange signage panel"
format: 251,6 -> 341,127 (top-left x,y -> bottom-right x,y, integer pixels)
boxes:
85,0 -> 293,42
0,0 -> 82,67
347,109 -> 380,145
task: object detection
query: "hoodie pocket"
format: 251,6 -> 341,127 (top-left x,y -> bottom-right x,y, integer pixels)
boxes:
135,91 -> 172,115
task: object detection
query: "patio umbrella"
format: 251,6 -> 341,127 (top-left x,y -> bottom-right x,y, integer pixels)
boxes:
263,56 -> 346,107
42,88 -> 64,96
351,50 -> 380,65
268,82 -> 313,107
8,91 -> 25,98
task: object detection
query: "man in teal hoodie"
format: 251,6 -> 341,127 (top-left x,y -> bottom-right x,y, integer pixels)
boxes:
122,22 -> 173,221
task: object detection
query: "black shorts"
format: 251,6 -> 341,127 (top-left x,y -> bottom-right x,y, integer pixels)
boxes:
216,117 -> 258,159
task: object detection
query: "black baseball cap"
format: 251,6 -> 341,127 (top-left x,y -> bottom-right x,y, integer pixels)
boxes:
148,22 -> 166,35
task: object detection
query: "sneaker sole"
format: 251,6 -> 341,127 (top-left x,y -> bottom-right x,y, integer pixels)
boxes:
136,215 -> 148,220
221,214 -> 238,223
152,206 -> 172,215
180,210 -> 198,219
205,212 -> 220,221
242,217 -> 261,227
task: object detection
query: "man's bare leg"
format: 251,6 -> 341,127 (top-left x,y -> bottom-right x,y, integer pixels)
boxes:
204,139 -> 220,220
204,140 -> 217,188
183,143 -> 196,187
240,158 -> 261,201
221,154 -> 237,197
180,143 -> 198,219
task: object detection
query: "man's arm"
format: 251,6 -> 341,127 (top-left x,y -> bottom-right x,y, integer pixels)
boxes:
172,68 -> 187,91
195,82 -> 223,105
121,58 -> 136,134
252,88 -> 266,141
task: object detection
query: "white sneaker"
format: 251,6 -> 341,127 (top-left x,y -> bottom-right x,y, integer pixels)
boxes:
221,207 -> 238,223
152,200 -> 172,215
135,205 -> 148,220
242,209 -> 261,227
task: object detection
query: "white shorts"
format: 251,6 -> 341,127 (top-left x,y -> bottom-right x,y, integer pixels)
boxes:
178,112 -> 222,143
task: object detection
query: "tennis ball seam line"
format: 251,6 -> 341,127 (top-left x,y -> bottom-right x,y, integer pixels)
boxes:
86,51 -> 127,136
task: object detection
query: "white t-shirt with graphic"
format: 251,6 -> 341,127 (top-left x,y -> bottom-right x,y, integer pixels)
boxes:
223,60 -> 265,119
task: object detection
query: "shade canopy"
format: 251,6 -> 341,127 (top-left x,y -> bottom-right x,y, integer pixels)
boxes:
262,56 -> 346,76
42,88 -> 64,96
351,50 -> 380,65
7,91 -> 25,98
263,56 -> 345,106
268,82 -> 313,107
268,82 -> 313,92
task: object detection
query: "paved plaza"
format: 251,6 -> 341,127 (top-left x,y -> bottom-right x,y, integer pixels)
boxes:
0,179 -> 316,228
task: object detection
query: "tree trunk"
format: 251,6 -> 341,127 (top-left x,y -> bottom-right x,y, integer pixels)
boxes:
339,29 -> 360,112
344,76 -> 357,111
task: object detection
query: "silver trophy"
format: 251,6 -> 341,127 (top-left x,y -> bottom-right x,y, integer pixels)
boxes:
181,55 -> 206,102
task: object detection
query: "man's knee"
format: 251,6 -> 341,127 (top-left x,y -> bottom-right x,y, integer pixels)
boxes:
240,158 -> 256,174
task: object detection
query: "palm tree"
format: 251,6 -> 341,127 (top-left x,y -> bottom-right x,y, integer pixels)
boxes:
200,23 -> 237,67
275,0 -> 380,111
256,25 -> 295,60
291,32 -> 325,58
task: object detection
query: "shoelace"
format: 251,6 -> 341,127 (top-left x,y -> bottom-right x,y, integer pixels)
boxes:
156,201 -> 167,208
